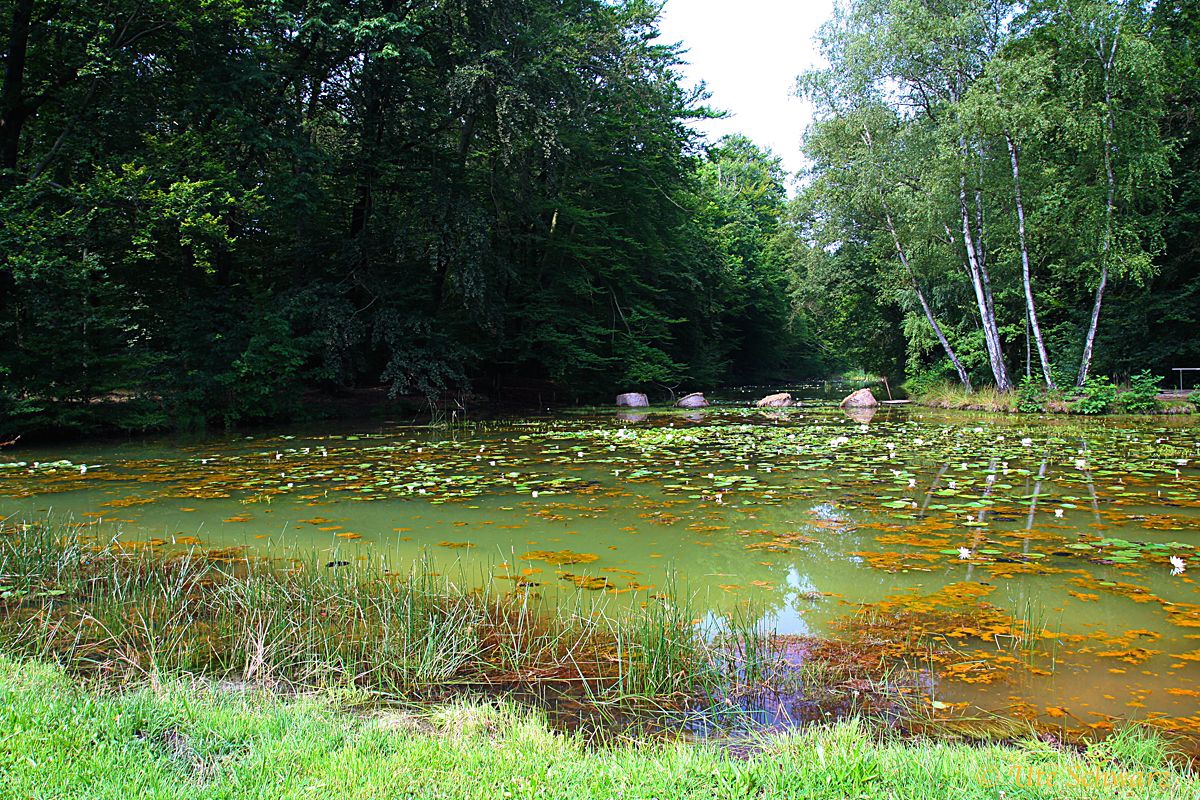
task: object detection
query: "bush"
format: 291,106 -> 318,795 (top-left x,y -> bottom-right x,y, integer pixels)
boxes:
1071,376 -> 1116,415
1190,389 -> 1200,410
1016,376 -> 1045,413
1113,371 -> 1160,414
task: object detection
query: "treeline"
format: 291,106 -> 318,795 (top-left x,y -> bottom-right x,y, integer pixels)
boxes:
0,0 -> 818,433
788,0 -> 1199,393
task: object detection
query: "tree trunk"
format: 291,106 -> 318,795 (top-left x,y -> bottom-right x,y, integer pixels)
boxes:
883,206 -> 972,390
1077,107 -> 1115,386
1005,133 -> 1055,389
0,0 -> 34,176
959,180 -> 1012,391
1077,22 -> 1121,387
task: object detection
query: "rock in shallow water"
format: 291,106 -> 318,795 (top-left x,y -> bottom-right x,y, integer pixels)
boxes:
615,392 -> 649,407
756,392 -> 795,408
840,388 -> 879,408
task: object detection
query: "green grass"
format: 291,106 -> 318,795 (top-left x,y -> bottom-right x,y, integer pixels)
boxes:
0,519 -> 758,705
909,382 -> 1018,413
911,379 -> 1196,416
1,655 -> 1197,799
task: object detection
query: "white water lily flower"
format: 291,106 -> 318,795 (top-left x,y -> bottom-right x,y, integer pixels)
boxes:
947,480 -> 957,490
1021,438 -> 1033,447
79,465 -> 87,474
531,491 -> 539,498
1171,556 -> 1186,576
914,438 -> 925,446
908,478 -> 917,488
1075,458 -> 1087,470
1054,508 -> 1064,518
958,547 -> 972,560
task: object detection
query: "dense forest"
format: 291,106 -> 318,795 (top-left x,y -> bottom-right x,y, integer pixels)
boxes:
0,0 -> 1196,433
0,0 -> 816,432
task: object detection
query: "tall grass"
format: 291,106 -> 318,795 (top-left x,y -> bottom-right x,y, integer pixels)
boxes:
910,381 -> 1017,413
0,519 -> 770,706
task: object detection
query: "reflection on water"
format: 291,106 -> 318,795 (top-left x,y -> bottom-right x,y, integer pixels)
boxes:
1,397 -> 1198,740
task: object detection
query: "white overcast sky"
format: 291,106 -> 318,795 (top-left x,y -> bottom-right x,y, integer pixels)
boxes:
656,0 -> 835,180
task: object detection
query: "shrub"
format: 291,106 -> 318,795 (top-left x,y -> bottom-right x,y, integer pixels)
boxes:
1190,389 -> 1200,410
1016,376 -> 1045,413
1113,371 -> 1160,414
1071,376 -> 1116,415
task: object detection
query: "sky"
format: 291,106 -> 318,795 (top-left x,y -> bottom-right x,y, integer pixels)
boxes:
656,0 -> 835,180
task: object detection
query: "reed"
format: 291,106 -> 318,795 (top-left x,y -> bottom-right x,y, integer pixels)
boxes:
0,518 -> 773,707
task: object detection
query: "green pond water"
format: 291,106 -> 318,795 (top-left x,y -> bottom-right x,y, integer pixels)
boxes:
2,394 -> 1199,738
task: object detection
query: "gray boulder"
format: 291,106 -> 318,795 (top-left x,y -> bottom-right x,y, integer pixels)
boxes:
616,392 -> 649,408
675,392 -> 709,409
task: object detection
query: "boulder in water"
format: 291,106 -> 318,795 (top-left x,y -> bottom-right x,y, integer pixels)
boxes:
755,392 -> 795,408
675,392 -> 709,409
840,388 -> 879,409
616,392 -> 649,407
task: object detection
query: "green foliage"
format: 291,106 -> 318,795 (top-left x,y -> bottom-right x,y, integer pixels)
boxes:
791,0 -> 1179,390
1071,376 -> 1117,415
1113,371 -> 1161,414
1016,376 -> 1046,414
0,0 -> 822,433
8,655 -> 1196,800
1189,389 -> 1200,410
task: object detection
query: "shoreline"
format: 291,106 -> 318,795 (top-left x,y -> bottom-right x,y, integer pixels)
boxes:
3,654 -> 1196,799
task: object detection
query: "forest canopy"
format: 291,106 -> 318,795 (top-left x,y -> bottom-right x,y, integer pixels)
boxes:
0,0 -> 1196,433
0,0 -> 819,432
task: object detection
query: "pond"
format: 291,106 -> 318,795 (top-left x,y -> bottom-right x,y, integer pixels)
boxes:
2,391 -> 1198,740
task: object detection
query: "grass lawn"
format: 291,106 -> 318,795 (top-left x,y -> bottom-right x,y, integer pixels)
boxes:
1,656 -> 1196,800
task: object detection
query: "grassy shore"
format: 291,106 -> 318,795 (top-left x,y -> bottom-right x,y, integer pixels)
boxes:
2,655 -> 1197,799
0,518 -> 763,702
5,519 -> 1200,797
911,381 -> 1198,415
